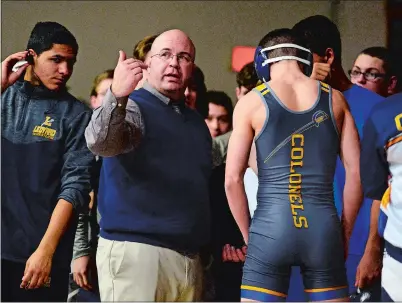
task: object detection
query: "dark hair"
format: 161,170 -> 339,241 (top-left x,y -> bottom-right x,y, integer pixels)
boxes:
90,69 -> 114,97
190,66 -> 207,92
258,28 -> 307,60
198,90 -> 233,125
293,15 -> 342,63
133,35 -> 157,61
190,66 -> 208,112
27,21 -> 78,56
359,46 -> 397,76
236,62 -> 259,89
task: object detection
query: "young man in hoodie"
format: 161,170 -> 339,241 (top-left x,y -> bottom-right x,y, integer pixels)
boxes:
1,21 -> 94,302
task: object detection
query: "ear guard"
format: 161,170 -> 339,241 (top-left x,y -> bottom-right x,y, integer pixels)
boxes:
254,43 -> 313,82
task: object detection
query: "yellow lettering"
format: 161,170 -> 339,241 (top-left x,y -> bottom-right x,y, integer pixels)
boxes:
289,174 -> 302,184
33,126 -> 56,140
289,134 -> 307,228
396,113 -> 402,131
291,147 -> 303,160
291,134 -> 304,147
289,194 -> 302,203
293,216 -> 309,228
291,203 -> 304,215
290,160 -> 303,173
289,185 -> 301,194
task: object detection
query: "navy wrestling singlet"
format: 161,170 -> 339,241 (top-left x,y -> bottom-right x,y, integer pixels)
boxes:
241,81 -> 349,302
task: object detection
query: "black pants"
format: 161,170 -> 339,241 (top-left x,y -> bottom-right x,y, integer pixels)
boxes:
213,261 -> 243,302
1,259 -> 69,302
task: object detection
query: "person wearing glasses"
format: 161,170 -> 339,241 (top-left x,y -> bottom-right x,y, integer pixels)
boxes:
349,47 -> 398,97
85,29 -> 212,302
292,15 -> 384,301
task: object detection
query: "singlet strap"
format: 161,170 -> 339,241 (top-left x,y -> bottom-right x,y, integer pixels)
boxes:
320,81 -> 330,93
255,83 -> 270,96
253,83 -> 270,142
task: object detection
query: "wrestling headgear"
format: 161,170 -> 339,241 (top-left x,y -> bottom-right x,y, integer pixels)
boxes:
254,43 -> 313,82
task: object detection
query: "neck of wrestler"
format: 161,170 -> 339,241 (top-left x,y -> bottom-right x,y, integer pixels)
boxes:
327,61 -> 353,92
270,60 -> 307,81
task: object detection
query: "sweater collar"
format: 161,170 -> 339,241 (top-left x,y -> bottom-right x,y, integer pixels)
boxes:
142,82 -> 185,107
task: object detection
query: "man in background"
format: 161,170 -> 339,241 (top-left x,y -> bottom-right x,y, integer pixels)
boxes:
200,90 -> 233,139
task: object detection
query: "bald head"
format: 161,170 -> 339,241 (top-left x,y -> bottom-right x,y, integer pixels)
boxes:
147,29 -> 196,100
151,29 -> 195,59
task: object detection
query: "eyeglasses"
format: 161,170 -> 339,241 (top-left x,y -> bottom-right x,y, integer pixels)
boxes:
348,69 -> 386,81
151,51 -> 193,65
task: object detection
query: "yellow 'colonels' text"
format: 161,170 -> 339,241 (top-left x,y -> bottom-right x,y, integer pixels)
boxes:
289,134 -> 308,228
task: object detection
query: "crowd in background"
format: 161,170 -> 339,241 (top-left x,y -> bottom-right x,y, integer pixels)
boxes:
1,13 -> 402,303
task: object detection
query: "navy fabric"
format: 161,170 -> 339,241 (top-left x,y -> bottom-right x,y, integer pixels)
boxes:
288,86 -> 383,300
1,79 -> 93,269
98,88 -> 212,254
244,82 -> 347,299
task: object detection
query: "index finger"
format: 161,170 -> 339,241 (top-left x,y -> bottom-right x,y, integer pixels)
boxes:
230,246 -> 240,262
357,275 -> 367,289
5,51 -> 29,63
20,270 -> 33,289
82,274 -> 93,291
354,267 -> 360,287
242,245 -> 248,254
318,65 -> 331,72
28,273 -> 40,289
125,60 -> 148,71
128,60 -> 147,70
236,248 -> 246,262
128,59 -> 148,69
139,62 -> 148,69
222,244 -> 229,261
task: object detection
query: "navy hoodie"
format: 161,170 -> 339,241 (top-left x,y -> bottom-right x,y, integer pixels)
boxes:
1,79 -> 94,269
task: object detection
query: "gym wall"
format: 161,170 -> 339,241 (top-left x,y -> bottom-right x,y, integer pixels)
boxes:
1,1 -> 385,102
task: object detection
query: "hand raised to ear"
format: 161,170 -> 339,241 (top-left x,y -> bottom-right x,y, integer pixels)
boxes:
1,51 -> 29,93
